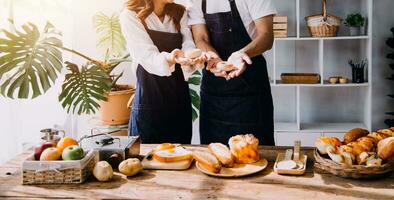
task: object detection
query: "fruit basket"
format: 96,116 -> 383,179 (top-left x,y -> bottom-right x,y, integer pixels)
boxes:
22,150 -> 98,185
314,150 -> 394,179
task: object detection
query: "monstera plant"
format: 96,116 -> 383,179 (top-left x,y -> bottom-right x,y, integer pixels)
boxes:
0,12 -> 129,117
0,11 -> 202,122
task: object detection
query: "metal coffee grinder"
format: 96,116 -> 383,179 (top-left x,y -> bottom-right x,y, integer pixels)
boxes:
79,129 -> 140,168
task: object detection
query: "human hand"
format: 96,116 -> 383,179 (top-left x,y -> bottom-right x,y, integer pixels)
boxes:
226,51 -> 252,80
168,49 -> 184,66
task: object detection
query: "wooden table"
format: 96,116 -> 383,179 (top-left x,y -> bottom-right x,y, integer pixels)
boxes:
0,145 -> 393,200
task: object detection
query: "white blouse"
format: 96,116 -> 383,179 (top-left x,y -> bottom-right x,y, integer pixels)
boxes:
187,0 -> 277,40
120,9 -> 196,77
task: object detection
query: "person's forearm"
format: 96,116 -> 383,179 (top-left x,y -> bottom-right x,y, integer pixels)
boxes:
195,38 -> 219,56
240,31 -> 273,58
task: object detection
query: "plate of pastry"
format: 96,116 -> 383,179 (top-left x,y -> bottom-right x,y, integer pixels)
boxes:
193,134 -> 268,177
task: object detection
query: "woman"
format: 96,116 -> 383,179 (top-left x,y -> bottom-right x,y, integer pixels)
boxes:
120,0 -> 202,144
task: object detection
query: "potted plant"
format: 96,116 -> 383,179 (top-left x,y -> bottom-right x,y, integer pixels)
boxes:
0,10 -> 202,125
0,10 -> 132,125
385,27 -> 394,127
344,13 -> 365,36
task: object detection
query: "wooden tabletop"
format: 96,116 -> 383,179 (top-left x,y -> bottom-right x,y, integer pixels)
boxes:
0,145 -> 393,200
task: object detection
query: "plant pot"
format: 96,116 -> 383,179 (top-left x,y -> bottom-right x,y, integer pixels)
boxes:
349,27 -> 361,36
100,85 -> 135,125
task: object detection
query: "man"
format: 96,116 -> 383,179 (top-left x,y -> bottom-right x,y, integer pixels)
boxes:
188,0 -> 276,145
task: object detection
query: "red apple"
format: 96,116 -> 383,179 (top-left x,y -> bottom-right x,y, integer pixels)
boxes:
34,142 -> 54,160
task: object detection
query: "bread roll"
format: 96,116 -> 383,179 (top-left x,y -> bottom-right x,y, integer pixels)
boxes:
153,146 -> 192,163
193,150 -> 222,173
216,61 -> 236,72
377,128 -> 394,137
229,134 -> 260,164
377,137 -> 394,161
208,143 -> 234,167
343,128 -> 369,144
315,137 -> 342,154
185,49 -> 202,59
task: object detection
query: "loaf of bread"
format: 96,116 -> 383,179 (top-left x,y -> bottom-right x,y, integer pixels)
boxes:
153,146 -> 192,163
378,137 -> 394,161
343,128 -> 369,144
193,150 -> 222,173
229,134 -> 260,164
315,137 -> 342,154
208,143 -> 234,167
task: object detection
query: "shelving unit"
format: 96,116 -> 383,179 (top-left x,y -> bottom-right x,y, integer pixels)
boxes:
269,0 -> 373,146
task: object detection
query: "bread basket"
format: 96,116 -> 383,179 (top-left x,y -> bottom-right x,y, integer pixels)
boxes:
314,150 -> 394,179
305,0 -> 342,37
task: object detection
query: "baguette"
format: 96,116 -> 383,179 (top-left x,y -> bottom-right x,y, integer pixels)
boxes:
153,146 -> 192,163
193,150 -> 222,173
208,143 -> 234,167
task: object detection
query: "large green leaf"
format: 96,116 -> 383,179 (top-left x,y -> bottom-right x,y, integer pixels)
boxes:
93,12 -> 126,57
0,22 -> 63,99
188,70 -> 202,122
59,62 -> 112,115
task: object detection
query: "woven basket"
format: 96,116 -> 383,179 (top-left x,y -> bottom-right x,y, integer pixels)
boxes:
314,150 -> 394,179
305,0 -> 342,37
22,150 -> 98,185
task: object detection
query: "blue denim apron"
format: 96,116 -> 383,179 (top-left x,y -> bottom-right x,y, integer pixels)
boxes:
129,22 -> 192,144
200,0 -> 274,145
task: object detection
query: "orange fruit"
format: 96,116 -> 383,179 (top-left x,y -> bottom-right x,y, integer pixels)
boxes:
57,137 -> 79,153
40,147 -> 61,161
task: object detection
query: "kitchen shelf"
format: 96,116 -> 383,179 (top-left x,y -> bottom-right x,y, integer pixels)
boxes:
271,81 -> 369,87
275,36 -> 369,41
271,0 -> 373,146
275,122 -> 367,133
300,123 -> 368,132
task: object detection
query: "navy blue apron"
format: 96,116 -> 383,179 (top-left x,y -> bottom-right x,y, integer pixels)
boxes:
129,21 -> 192,144
200,0 -> 274,145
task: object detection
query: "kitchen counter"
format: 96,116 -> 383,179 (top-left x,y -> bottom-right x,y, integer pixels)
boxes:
0,145 -> 393,200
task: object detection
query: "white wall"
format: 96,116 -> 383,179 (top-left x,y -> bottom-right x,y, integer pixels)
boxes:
0,0 -> 393,164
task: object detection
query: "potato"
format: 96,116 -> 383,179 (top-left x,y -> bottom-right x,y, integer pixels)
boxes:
93,161 -> 113,182
118,158 -> 143,177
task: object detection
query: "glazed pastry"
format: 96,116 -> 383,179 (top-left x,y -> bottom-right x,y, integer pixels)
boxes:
193,150 -> 222,173
315,137 -> 342,154
343,128 -> 369,144
228,134 -> 260,164
208,143 -> 234,167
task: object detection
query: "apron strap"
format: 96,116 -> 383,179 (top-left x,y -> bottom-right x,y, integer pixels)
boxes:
202,0 -> 207,14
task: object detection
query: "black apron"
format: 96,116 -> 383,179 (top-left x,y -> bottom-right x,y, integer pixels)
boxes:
129,22 -> 192,144
200,0 -> 274,145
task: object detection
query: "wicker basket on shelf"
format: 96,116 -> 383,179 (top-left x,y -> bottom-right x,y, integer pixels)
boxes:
22,150 -> 97,185
314,150 -> 394,179
305,0 -> 342,37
